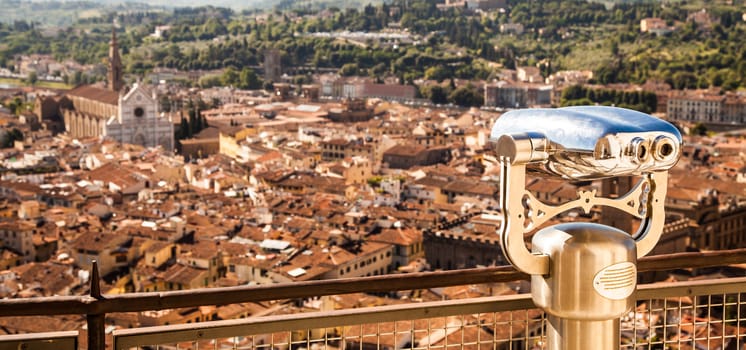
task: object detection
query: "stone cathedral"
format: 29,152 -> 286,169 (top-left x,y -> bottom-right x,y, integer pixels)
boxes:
61,28 -> 174,151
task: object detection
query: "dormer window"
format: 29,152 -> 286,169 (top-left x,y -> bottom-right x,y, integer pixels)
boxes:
134,107 -> 145,117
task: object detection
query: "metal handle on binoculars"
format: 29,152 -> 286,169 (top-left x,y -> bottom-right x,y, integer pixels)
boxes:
491,106 -> 681,275
497,145 -> 669,275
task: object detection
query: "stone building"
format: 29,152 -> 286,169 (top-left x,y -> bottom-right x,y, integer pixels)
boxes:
382,144 -> 452,169
320,138 -> 374,162
264,49 -> 282,83
483,81 -> 552,108
666,90 -> 746,127
423,212 -> 506,270
60,28 -> 174,151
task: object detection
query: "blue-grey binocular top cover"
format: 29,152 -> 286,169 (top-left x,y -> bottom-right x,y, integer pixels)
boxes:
490,106 -> 682,180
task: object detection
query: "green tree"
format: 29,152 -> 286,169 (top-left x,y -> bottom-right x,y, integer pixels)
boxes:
427,85 -> 449,104
339,63 -> 359,76
159,95 -> 172,113
238,67 -> 261,89
1,128 -> 23,148
424,65 -> 450,82
200,18 -> 228,40
448,85 -> 483,107
221,67 -> 239,87
670,71 -> 697,90
690,123 -> 707,136
72,71 -> 83,86
27,71 -> 38,86
199,75 -> 222,88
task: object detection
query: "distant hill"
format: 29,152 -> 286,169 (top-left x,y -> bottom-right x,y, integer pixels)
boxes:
83,0 -> 266,10
0,0 -> 157,27
0,0 -> 382,27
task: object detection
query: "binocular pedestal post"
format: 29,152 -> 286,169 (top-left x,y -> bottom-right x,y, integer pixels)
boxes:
531,223 -> 635,350
546,317 -> 620,350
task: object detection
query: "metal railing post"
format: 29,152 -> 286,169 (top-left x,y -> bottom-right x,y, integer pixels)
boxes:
87,261 -> 106,350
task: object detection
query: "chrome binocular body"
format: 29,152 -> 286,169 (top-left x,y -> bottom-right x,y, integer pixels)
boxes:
490,106 -> 682,180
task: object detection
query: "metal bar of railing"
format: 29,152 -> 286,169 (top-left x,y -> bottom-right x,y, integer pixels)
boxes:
113,294 -> 535,349
2,249 -> 745,317
636,276 -> 746,298
87,261 -> 105,350
1,249 -> 745,349
111,277 -> 746,350
0,331 -> 78,350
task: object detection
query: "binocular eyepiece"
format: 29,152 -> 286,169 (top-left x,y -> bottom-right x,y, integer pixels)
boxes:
490,106 -> 682,180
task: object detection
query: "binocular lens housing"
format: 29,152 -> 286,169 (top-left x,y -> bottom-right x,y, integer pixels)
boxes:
491,106 -> 682,180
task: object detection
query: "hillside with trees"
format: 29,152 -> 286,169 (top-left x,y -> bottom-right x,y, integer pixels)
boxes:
1,0 -> 744,92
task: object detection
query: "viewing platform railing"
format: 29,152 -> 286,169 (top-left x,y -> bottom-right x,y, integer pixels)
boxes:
1,249 -> 745,349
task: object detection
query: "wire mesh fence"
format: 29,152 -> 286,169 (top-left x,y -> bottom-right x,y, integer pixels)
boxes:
112,278 -> 746,350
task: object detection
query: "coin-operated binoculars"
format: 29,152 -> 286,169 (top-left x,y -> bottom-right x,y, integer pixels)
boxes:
490,106 -> 682,350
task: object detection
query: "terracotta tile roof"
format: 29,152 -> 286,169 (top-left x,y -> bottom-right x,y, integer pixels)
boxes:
371,227 -> 422,246
180,240 -> 219,260
216,302 -> 267,320
160,263 -> 208,285
143,239 -> 172,254
217,241 -> 249,257
10,262 -> 79,296
384,144 -> 426,157
0,315 -> 84,334
413,175 -> 450,188
71,231 -> 130,253
675,176 -> 746,197
256,150 -> 284,164
0,248 -> 20,260
0,220 -> 36,232
322,139 -> 352,146
66,84 -> 119,106
442,179 -> 497,196
667,187 -> 702,202
235,225 -> 267,241
323,245 -> 357,267
0,180 -> 43,198
286,217 -> 316,231
359,83 -> 417,99
276,260 -> 330,281
88,162 -> 146,190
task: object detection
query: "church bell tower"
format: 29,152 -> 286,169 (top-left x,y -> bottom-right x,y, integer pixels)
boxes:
108,26 -> 123,92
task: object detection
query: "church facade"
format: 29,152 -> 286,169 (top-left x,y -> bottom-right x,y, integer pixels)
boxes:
105,84 -> 173,150
60,28 -> 174,151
